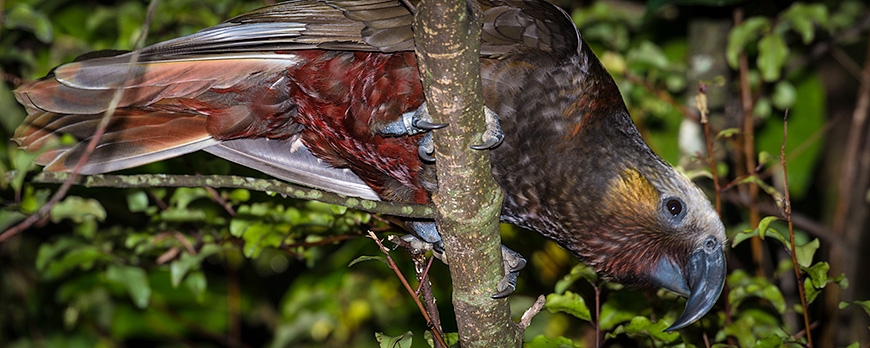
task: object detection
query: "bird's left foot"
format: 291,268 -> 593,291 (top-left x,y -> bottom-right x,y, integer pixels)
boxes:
403,221 -> 526,298
492,245 -> 527,298
470,106 -> 504,150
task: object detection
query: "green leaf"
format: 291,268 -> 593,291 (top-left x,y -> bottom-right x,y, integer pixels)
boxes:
727,17 -> 769,68
804,261 -> 829,289
169,187 -> 211,209
757,216 -> 779,238
5,4 -> 54,43
546,291 -> 592,321
170,244 -> 222,287
184,271 -> 208,302
227,189 -> 250,203
756,334 -> 784,348
51,196 -> 106,223
622,316 -> 679,342
762,284 -> 787,313
36,237 -> 80,271
375,331 -> 412,348
782,3 -> 829,43
734,216 -> 785,248
732,228 -> 757,248
716,127 -> 741,139
42,246 -> 107,279
757,33 -> 789,81
771,81 -> 796,110
804,278 -> 821,304
555,263 -> 598,294
525,335 -> 577,348
794,238 -> 819,268
105,265 -> 151,309
126,191 -> 150,213
348,255 -> 387,268
840,300 -> 870,318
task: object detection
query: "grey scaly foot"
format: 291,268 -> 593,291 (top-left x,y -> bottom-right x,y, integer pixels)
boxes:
371,103 -> 444,162
470,106 -> 504,150
492,245 -> 527,299
402,221 -> 445,260
374,102 -> 447,137
404,221 -> 526,298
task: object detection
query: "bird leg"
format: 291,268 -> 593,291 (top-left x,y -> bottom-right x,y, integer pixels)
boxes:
402,221 -> 526,298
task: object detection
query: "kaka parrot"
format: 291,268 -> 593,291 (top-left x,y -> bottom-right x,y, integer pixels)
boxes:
12,0 -> 726,330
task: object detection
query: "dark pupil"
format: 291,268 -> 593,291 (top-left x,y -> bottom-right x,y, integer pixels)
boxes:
667,199 -> 682,216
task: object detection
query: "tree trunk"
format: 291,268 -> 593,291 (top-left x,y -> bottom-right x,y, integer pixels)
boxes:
412,0 -> 522,346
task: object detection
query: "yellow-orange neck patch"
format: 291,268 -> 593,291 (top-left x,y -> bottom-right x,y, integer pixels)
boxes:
605,167 -> 659,217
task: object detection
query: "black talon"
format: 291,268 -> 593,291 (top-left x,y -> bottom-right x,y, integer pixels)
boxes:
471,106 -> 504,151
417,133 -> 436,162
418,145 -> 435,162
414,119 -> 448,130
492,285 -> 516,299
470,134 -> 504,150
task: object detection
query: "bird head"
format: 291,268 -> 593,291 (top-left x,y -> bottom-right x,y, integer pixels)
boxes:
591,164 -> 726,331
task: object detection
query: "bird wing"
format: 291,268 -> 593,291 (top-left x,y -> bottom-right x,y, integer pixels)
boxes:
134,0 -> 579,59
13,0 -> 579,201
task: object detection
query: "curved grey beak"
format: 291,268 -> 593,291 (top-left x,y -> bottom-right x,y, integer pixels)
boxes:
651,236 -> 726,331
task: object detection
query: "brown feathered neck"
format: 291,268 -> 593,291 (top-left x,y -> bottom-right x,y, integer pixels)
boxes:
484,39 -> 695,283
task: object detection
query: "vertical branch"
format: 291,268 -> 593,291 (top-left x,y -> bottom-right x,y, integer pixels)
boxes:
781,113 -> 813,347
825,32 -> 870,345
412,0 -> 519,347
369,232 -> 449,347
696,84 -> 721,213
732,9 -> 765,277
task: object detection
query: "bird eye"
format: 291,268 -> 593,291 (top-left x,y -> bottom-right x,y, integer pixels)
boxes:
665,198 -> 683,216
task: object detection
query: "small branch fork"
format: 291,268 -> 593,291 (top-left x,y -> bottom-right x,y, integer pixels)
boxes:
366,231 -> 449,348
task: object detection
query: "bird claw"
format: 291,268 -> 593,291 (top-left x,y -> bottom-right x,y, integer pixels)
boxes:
413,119 -> 448,131
470,106 -> 504,151
374,102 -> 447,137
492,245 -> 527,299
405,221 -> 526,299
418,133 -> 435,163
404,221 -> 445,259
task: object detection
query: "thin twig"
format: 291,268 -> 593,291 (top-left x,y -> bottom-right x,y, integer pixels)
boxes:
367,231 -> 448,348
696,83 -> 722,213
594,284 -> 601,348
781,111 -> 813,347
518,295 -> 546,330
411,251 -> 443,348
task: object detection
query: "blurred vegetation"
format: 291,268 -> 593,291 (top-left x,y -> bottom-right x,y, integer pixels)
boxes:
1,0 -> 869,347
